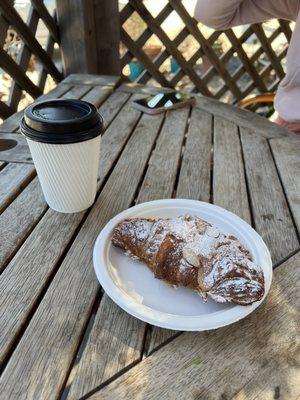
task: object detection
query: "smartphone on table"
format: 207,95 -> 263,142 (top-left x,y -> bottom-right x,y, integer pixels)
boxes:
132,92 -> 195,115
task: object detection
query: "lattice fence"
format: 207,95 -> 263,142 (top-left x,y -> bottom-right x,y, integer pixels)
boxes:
120,0 -> 293,104
0,0 -> 63,121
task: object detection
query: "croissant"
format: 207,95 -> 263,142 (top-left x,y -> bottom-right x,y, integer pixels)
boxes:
112,215 -> 265,305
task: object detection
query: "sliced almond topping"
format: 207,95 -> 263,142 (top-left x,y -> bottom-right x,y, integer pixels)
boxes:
183,248 -> 200,267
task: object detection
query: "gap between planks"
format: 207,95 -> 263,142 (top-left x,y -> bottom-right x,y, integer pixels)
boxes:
0,109 -> 166,400
64,107 -> 215,399
0,87 -> 123,276
0,92 -> 136,366
87,250 -> 300,400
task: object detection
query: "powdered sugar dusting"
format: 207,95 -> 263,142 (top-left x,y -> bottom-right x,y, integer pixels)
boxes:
112,214 -> 265,305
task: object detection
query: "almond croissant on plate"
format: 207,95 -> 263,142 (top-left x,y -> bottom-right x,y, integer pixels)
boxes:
112,215 -> 265,305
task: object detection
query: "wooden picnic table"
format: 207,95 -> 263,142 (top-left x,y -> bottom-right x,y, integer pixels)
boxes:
0,74 -> 299,400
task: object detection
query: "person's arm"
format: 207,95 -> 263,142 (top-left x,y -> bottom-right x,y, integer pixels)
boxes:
194,0 -> 300,30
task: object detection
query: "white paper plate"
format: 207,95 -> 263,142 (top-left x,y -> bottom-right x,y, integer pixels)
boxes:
93,199 -> 272,331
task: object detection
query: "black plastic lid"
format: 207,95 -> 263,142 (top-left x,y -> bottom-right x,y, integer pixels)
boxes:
20,99 -> 104,144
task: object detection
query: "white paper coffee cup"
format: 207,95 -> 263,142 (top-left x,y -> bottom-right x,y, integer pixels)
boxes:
21,99 -> 104,213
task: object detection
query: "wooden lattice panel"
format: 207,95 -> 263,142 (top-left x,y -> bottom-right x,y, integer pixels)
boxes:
0,0 -> 63,120
120,0 -> 293,103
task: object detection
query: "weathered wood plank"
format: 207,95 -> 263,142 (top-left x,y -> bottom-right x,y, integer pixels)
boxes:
81,86 -> 113,108
233,357 -> 300,400
117,83 -> 174,95
66,107 -> 189,399
61,74 -> 119,87
241,128 -> 299,263
0,208 -> 85,365
137,107 -> 189,203
270,138 -> 300,235
0,112 -> 164,400
60,85 -> 93,100
0,83 -> 72,133
213,117 -> 251,224
0,133 -> 32,163
66,296 -> 145,400
147,328 -> 179,356
0,163 -> 35,213
195,95 -> 292,139
97,91 -> 130,126
176,108 -> 212,202
89,250 -> 300,400
0,91 -> 132,275
96,94 -> 141,182
0,94 -> 140,365
0,177 -> 46,273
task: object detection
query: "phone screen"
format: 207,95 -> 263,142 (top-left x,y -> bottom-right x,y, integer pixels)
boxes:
134,92 -> 192,110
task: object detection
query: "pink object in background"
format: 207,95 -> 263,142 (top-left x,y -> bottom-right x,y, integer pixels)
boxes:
194,0 -> 300,126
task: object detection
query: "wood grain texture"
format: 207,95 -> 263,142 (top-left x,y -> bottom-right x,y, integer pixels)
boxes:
213,117 -> 251,224
195,95 -> 291,139
0,112 -> 164,400
137,107 -> 189,203
270,138 -> 300,235
66,108 -> 189,399
97,94 -> 141,184
147,328 -> 179,356
0,163 -> 35,213
0,133 -> 32,163
61,74 -> 119,87
89,250 -> 300,400
233,357 -> 300,400
66,296 -> 145,400
81,86 -> 113,108
176,108 -> 212,201
118,83 -> 174,95
0,94 -> 141,368
97,91 -> 130,128
60,85 -> 92,100
0,208 -> 85,365
241,128 -> 299,263
0,177 -> 46,273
